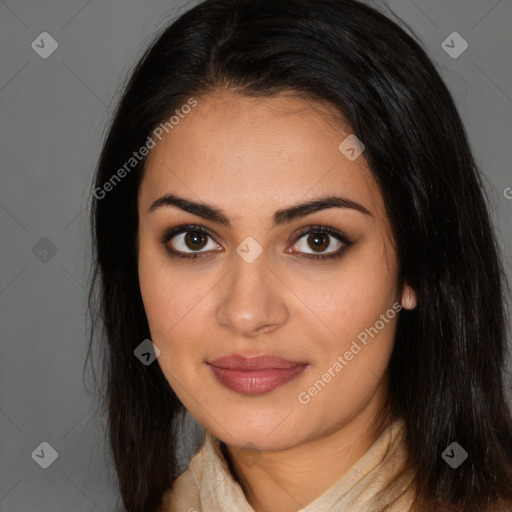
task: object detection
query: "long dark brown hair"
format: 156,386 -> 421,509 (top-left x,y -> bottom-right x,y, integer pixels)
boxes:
86,0 -> 512,510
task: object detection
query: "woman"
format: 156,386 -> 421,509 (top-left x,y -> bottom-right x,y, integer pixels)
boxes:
87,0 -> 512,510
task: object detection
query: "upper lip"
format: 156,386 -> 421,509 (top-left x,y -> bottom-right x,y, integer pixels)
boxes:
208,354 -> 307,370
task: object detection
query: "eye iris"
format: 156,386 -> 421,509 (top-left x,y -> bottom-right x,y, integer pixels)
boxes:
308,233 -> 329,252
185,231 -> 208,251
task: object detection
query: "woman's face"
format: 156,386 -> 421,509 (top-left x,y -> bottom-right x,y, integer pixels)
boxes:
137,90 -> 415,450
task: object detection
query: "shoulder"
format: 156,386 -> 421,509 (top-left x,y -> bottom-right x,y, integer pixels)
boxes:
160,438 -> 208,512
161,466 -> 202,512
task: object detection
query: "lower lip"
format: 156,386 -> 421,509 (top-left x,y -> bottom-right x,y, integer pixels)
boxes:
208,364 -> 308,395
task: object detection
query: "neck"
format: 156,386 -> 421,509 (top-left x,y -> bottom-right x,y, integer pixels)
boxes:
222,384 -> 392,512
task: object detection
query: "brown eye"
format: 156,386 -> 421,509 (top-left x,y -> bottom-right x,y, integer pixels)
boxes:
183,231 -> 209,251
306,233 -> 331,252
162,226 -> 220,258
160,224 -> 353,261
291,230 -> 344,257
286,225 -> 354,261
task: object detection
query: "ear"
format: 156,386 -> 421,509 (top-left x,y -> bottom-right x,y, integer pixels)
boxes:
401,284 -> 417,310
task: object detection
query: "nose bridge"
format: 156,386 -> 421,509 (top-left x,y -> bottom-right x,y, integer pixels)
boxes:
215,247 -> 288,336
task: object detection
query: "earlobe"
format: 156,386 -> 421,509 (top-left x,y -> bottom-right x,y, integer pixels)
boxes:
401,285 -> 417,310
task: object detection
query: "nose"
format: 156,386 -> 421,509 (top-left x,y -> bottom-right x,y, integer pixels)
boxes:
215,253 -> 289,338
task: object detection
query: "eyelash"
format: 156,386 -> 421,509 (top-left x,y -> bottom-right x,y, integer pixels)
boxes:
158,224 -> 353,261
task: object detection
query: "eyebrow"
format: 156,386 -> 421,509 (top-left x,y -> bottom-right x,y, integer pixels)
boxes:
149,193 -> 373,228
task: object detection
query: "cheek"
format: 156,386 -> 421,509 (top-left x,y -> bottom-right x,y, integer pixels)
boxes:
138,237 -> 190,341
299,315 -> 396,430
137,239 -> 214,368
300,245 -> 398,409
314,252 -> 398,343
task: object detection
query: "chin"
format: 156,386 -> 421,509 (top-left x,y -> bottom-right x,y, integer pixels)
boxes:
204,408 -> 309,452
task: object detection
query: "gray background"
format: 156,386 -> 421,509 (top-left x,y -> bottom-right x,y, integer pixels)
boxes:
1,0 -> 511,511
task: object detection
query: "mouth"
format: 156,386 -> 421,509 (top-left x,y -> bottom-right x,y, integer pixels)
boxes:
207,354 -> 309,395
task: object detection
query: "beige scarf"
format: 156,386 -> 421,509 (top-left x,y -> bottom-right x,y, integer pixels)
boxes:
164,417 -> 416,511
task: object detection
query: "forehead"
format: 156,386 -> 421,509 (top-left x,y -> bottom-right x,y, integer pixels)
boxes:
139,90 -> 384,220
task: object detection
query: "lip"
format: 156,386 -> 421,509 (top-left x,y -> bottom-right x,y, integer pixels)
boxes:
207,354 -> 309,395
